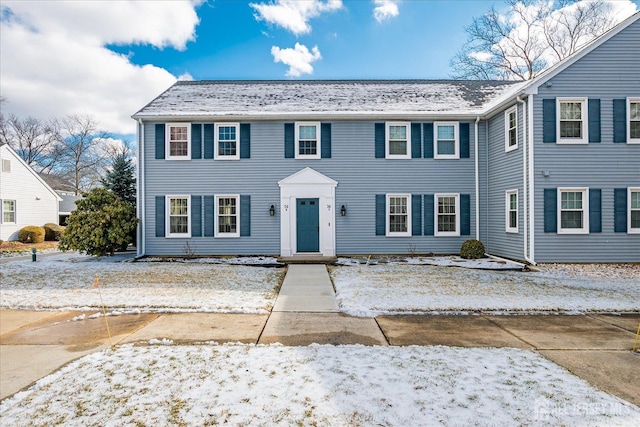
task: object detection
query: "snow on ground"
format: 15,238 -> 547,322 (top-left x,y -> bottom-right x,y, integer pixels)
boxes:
1,344 -> 638,426
0,253 -> 283,313
331,262 -> 640,316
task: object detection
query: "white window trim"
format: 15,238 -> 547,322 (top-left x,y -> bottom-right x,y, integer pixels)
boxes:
627,97 -> 640,144
629,187 -> 640,234
435,193 -> 460,237
505,190 -> 518,233
386,193 -> 411,237
556,98 -> 588,144
165,195 -> 191,238
434,122 -> 460,159
385,122 -> 411,159
215,194 -> 240,238
214,123 -> 240,160
165,123 -> 191,160
505,106 -> 518,152
295,122 -> 321,160
557,187 -> 589,234
2,199 -> 17,224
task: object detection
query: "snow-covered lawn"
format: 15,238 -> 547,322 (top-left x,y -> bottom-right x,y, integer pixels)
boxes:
0,253 -> 283,313
1,344 -> 637,426
331,261 -> 640,316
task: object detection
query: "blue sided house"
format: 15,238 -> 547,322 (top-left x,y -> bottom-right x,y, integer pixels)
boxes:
133,13 -> 639,263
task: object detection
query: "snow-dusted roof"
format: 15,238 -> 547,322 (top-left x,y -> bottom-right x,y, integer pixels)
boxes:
133,80 -> 524,119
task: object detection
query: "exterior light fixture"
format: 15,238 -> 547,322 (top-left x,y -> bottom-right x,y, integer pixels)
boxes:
269,205 -> 276,216
340,205 -> 347,216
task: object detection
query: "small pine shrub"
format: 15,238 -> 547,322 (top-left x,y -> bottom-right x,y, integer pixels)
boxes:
460,239 -> 485,259
18,226 -> 46,244
43,223 -> 65,241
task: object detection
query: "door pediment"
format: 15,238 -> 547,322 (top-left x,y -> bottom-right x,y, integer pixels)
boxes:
278,167 -> 337,187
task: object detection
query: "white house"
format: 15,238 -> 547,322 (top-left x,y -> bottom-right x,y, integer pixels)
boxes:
0,143 -> 61,241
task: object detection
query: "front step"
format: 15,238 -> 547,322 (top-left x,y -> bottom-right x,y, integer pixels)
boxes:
277,256 -> 338,264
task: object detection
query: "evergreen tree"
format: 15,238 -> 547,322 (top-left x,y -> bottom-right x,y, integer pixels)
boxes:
102,152 -> 136,205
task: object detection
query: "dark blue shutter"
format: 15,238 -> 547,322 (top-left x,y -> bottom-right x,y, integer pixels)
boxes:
423,194 -> 434,236
375,194 -> 386,236
155,196 -> 165,237
204,196 -> 214,237
613,99 -> 627,143
411,123 -> 422,159
544,189 -> 557,232
543,99 -> 556,143
240,195 -> 250,237
588,99 -> 600,143
155,124 -> 165,159
412,194 -> 422,236
321,123 -> 331,159
460,194 -> 471,235
191,195 -> 202,237
240,123 -> 251,159
203,124 -> 214,159
375,123 -> 385,158
460,123 -> 470,158
614,188 -> 627,232
589,189 -> 601,233
191,124 -> 202,159
423,123 -> 434,158
284,123 -> 294,158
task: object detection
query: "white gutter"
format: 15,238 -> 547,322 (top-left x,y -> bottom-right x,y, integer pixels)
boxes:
528,93 -> 536,264
517,96 -> 530,264
474,116 -> 480,240
137,119 -> 145,258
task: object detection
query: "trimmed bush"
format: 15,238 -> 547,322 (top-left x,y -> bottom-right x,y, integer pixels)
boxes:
460,239 -> 485,259
43,223 -> 65,241
18,226 -> 46,244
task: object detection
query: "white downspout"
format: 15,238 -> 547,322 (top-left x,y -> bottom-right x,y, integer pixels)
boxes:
137,119 -> 145,258
517,96 -> 530,264
528,94 -> 536,264
474,116 -> 480,241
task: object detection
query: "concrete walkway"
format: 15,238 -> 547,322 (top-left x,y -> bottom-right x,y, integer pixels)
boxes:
272,264 -> 338,312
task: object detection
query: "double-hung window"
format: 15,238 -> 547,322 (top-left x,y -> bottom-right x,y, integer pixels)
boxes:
215,195 -> 240,238
385,122 -> 410,159
434,122 -> 459,159
505,190 -> 518,233
435,194 -> 460,236
628,98 -> 640,143
166,123 -> 190,159
558,188 -> 589,234
215,123 -> 240,160
166,196 -> 190,237
2,200 -> 16,223
629,188 -> 640,233
505,107 -> 518,152
295,122 -> 320,159
557,98 -> 587,144
386,194 -> 411,236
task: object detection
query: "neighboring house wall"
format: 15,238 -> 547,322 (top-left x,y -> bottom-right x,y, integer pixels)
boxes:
0,144 -> 60,241
143,120 -> 478,256
532,18 -> 640,262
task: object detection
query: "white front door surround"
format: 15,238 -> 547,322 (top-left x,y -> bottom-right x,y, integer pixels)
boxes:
278,168 -> 337,257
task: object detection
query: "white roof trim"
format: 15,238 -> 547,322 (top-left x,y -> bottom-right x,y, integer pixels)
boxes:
1,144 -> 63,201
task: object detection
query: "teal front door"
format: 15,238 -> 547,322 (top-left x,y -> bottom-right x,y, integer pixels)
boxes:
296,198 -> 319,252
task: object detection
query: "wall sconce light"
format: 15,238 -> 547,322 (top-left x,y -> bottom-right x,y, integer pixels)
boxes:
269,205 -> 276,216
340,205 -> 347,216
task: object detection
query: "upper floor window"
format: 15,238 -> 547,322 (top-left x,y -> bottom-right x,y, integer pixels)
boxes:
629,188 -> 640,233
434,122 -> 459,159
2,200 -> 16,223
435,193 -> 460,236
505,107 -> 518,152
505,190 -> 518,233
558,188 -> 589,234
628,98 -> 640,143
386,194 -> 411,236
166,123 -> 190,159
295,122 -> 320,159
215,123 -> 240,160
166,195 -> 190,237
215,195 -> 240,237
557,98 -> 587,144
386,122 -> 411,159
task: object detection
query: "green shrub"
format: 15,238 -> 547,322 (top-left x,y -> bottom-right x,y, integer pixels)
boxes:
43,223 -> 65,241
18,226 -> 46,244
460,239 -> 485,259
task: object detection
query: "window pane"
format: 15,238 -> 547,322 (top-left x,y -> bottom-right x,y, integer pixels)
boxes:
3,200 -> 15,223
170,199 -> 188,215
630,102 -> 640,120
389,126 -> 406,141
630,122 -> 640,139
509,128 -> 517,147
438,141 -> 455,155
438,215 -> 456,232
219,216 -> 237,233
510,211 -> 517,228
437,125 -> 455,140
389,197 -> 407,214
170,216 -> 188,234
560,121 -> 582,138
560,102 -> 582,120
509,111 -> 517,128
218,126 -> 236,141
631,211 -> 640,229
389,140 -> 407,155
299,140 -> 317,155
510,194 -> 517,210
389,215 -> 407,233
170,141 -> 188,156
561,211 -> 583,229
561,192 -> 582,210
438,197 -> 456,214
299,125 -> 317,140
631,192 -> 640,209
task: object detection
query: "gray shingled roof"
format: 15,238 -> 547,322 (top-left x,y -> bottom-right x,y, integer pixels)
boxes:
133,80 -> 524,119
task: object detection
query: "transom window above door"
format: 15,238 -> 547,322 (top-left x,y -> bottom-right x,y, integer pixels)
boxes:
295,122 -> 320,159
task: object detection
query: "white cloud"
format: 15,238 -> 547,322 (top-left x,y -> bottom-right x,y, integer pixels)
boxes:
0,1 -> 203,135
271,43 -> 322,77
251,0 -> 343,35
373,0 -> 400,23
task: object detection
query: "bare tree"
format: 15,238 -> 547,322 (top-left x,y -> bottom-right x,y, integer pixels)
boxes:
450,0 -> 622,80
0,114 -> 60,172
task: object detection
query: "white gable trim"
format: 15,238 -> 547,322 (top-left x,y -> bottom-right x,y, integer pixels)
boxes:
1,144 -> 61,202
